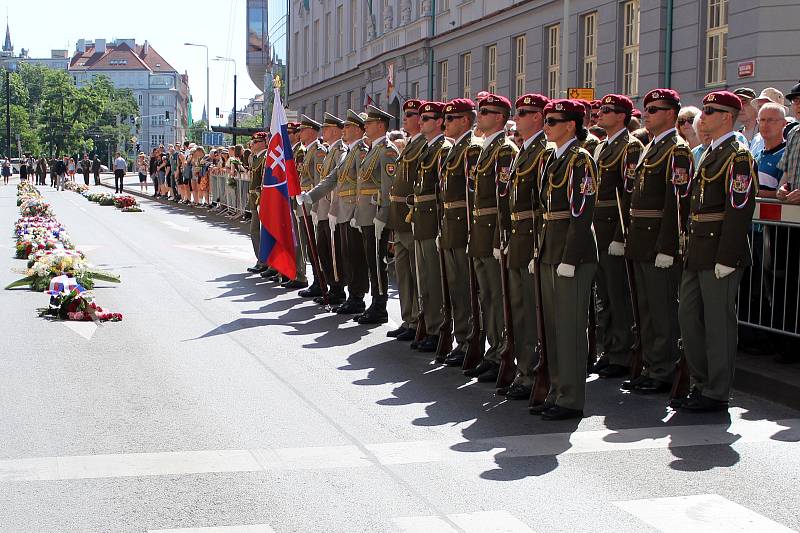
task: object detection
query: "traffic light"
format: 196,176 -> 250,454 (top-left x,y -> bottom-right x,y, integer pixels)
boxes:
136,143 -> 140,152
165,111 -> 170,120
215,107 -> 220,118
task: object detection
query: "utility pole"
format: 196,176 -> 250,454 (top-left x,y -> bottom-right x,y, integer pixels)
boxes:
5,69 -> 9,159
233,72 -> 237,146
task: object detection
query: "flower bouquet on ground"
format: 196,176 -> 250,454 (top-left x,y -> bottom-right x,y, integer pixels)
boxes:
19,198 -> 53,217
113,194 -> 138,209
37,276 -> 122,322
15,234 -> 62,259
99,195 -> 116,206
86,192 -> 113,203
121,206 -> 143,212
6,249 -> 120,291
64,181 -> 89,194
17,181 -> 39,195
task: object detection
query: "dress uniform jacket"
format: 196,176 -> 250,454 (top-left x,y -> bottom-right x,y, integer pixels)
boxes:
355,136 -> 399,227
469,131 -> 518,258
582,132 -> 601,156
297,139 -> 328,216
293,141 -> 307,186
412,135 -> 451,240
593,130 -> 643,250
328,139 -> 369,223
625,130 -> 693,262
440,132 -> 482,250
388,134 -> 427,232
315,139 -> 346,220
685,137 -> 757,270
248,149 -> 267,209
539,139 -> 599,266
501,131 -> 550,269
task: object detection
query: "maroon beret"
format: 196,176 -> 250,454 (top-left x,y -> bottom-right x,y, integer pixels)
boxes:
631,108 -> 642,119
420,101 -> 445,115
600,94 -> 634,113
444,98 -> 475,114
515,93 -> 549,110
703,90 -> 743,111
590,99 -> 602,110
403,99 -> 423,112
543,99 -> 585,117
251,131 -> 268,141
643,88 -> 681,107
578,100 -> 593,117
478,93 -> 512,111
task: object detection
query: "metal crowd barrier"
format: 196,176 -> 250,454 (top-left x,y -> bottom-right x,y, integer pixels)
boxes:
738,198 -> 800,338
206,169 -> 252,220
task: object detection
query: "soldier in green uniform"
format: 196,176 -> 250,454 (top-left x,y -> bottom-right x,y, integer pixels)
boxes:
295,115 -> 329,296
496,93 -> 551,400
535,99 -> 598,421
300,110 -> 370,314
386,100 -> 425,341
409,101 -> 451,351
463,94 -> 519,382
591,94 -> 643,378
677,90 -> 757,412
352,105 -> 400,324
247,132 -> 269,274
440,99 -> 483,366
621,89 -> 693,394
285,124 -> 310,289
580,100 -> 601,154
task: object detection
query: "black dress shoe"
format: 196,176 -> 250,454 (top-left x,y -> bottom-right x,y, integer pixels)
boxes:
443,350 -> 465,367
417,335 -> 439,353
598,364 -> 630,379
621,374 -> 648,391
529,401 -> 554,415
464,359 -> 493,378
505,383 -> 533,400
334,299 -> 366,315
669,386 -> 701,409
541,405 -> 584,421
281,279 -> 309,289
591,355 -> 610,374
633,377 -> 672,394
396,328 -> 416,342
680,394 -> 729,413
298,283 -> 323,298
260,268 -> 278,279
247,264 -> 268,273
357,308 -> 388,325
315,292 -> 346,305
387,326 -> 408,338
477,363 -> 500,383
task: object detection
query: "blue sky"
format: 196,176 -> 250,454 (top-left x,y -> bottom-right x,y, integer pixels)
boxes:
4,0 -> 287,124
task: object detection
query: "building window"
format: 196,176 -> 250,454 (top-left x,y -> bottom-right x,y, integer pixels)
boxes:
336,5 -> 344,57
150,94 -> 167,107
582,12 -> 597,89
313,20 -> 320,69
324,13 -> 331,64
622,1 -> 640,96
150,114 -> 166,126
137,94 -> 143,107
346,91 -> 353,111
350,0 -> 357,51
487,44 -> 497,94
440,0 -> 450,11
439,60 -> 448,101
705,0 -> 728,86
547,25 -> 560,99
150,134 -> 165,147
293,32 -> 300,74
411,82 -> 420,100
514,35 -> 526,98
303,28 -> 309,73
462,52 -> 472,100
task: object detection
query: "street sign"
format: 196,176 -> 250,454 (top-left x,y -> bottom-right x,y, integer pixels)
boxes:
202,132 -> 225,146
738,60 -> 755,78
568,87 -> 596,100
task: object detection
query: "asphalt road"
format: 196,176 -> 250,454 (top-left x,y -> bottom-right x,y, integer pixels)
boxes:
1,180 -> 799,533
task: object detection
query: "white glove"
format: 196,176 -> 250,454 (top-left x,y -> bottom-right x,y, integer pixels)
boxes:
654,253 -> 674,269
374,218 -> 386,237
715,263 -> 735,279
311,210 -> 319,226
493,248 -> 501,261
350,217 -> 358,229
557,263 -> 575,278
528,258 -> 536,275
435,235 -> 441,250
328,214 -> 338,226
608,241 -> 625,256
296,192 -> 312,205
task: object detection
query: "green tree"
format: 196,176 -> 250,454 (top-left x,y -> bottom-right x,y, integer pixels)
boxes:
187,119 -> 208,145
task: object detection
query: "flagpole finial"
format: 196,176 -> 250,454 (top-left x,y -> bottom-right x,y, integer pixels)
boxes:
273,75 -> 283,89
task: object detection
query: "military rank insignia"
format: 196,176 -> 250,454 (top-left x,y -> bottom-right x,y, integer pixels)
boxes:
579,174 -> 596,196
732,173 -> 752,194
386,163 -> 396,175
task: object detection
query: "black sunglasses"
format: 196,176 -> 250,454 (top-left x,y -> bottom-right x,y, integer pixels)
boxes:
479,108 -> 502,116
404,112 -> 419,118
645,106 -> 673,114
420,115 -> 440,122
515,109 -> 540,117
544,117 -> 571,126
702,106 -> 730,116
677,118 -> 692,126
445,114 -> 465,122
599,105 -> 624,115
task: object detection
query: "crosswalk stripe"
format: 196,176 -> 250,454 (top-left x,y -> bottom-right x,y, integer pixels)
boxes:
1,418 -> 797,482
148,525 -> 276,533
393,510 -> 534,533
613,494 -> 794,532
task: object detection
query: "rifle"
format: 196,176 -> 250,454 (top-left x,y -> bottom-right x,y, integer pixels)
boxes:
435,155 -> 453,363
588,291 -> 597,372
494,161 -> 516,390
300,202 -> 330,306
528,217 -> 549,408
615,187 -> 643,380
406,193 -> 428,345
461,152 -> 485,371
670,186 -> 689,405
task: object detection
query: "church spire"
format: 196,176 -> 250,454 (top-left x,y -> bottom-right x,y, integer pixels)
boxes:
3,16 -> 12,53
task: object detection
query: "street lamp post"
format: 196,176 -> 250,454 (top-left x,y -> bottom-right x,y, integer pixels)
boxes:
214,56 -> 237,146
184,43 -> 210,133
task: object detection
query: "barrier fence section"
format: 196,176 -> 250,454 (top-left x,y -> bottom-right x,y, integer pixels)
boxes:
739,199 -> 800,339
208,168 -> 252,219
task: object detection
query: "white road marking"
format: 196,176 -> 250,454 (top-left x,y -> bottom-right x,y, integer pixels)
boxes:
148,525 -> 275,533
176,244 -> 252,262
160,220 -> 190,232
614,493 -> 794,532
393,511 -> 534,533
62,321 -> 98,340
1,418 -> 796,482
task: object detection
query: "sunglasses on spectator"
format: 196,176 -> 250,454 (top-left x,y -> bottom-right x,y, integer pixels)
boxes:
420,115 -> 440,122
645,106 -> 673,114
515,109 -> 540,117
445,114 -> 466,122
479,108 -> 503,116
702,106 -> 730,115
677,118 -> 692,126
544,117 -> 571,126
404,112 -> 419,118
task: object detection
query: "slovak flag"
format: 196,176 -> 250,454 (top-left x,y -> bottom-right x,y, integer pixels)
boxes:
258,87 -> 301,279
